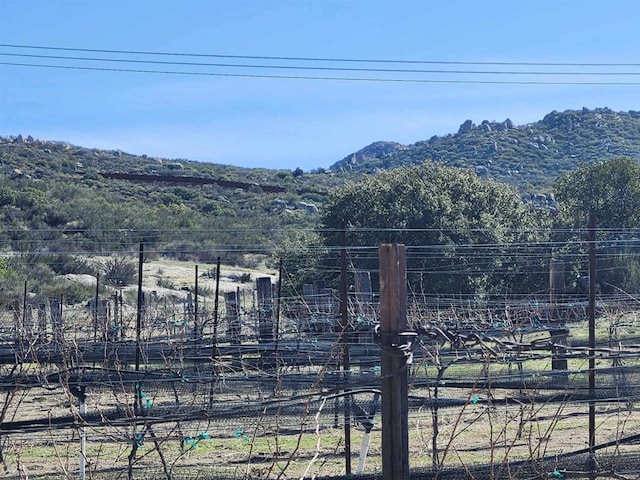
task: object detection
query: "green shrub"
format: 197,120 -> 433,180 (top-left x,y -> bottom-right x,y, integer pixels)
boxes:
103,257 -> 137,286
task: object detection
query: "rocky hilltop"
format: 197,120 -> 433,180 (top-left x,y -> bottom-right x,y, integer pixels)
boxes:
335,141 -> 406,170
331,108 -> 640,190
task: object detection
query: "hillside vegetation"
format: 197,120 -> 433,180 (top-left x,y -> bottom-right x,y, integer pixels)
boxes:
1,107 -> 639,302
2,107 -> 639,257
333,107 -> 640,192
0,135 -> 347,259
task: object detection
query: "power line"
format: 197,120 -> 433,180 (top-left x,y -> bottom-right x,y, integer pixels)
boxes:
2,43 -> 640,67
2,52 -> 640,76
3,61 -> 640,86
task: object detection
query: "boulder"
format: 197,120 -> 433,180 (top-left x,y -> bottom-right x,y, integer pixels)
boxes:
458,119 -> 474,134
58,274 -> 98,288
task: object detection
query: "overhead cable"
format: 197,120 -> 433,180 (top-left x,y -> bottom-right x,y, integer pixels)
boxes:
2,52 -> 640,76
2,43 -> 640,67
5,61 -> 640,85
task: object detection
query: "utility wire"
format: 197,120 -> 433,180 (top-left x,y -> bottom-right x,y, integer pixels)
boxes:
0,58 -> 640,86
2,43 -> 640,67
2,52 -> 640,76
3,61 -> 640,85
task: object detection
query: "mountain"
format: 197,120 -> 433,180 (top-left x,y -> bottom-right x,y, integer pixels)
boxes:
331,108 -> 640,191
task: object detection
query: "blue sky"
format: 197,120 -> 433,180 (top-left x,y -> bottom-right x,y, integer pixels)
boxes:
1,1 -> 639,170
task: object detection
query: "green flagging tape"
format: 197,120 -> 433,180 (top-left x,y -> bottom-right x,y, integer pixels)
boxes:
134,433 -> 145,448
140,391 -> 153,408
136,384 -> 153,409
553,471 -> 564,479
184,432 -> 211,449
471,396 -> 480,404
234,429 -> 249,444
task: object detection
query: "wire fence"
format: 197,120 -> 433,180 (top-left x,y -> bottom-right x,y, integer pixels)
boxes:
0,240 -> 638,479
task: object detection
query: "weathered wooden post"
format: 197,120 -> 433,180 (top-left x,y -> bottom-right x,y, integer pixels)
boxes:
224,291 -> 241,344
379,243 -> 410,480
256,277 -> 274,368
354,270 -> 373,303
256,277 -> 274,344
549,258 -> 568,371
549,258 -> 565,319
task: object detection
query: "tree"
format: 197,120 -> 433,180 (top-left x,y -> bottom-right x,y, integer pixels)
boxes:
321,162 -> 549,296
554,156 -> 640,229
554,157 -> 640,293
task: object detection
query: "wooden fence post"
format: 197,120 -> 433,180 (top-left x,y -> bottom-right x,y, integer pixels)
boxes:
224,291 -> 241,344
549,258 -> 565,320
379,243 -> 410,480
256,277 -> 274,344
549,258 -> 568,371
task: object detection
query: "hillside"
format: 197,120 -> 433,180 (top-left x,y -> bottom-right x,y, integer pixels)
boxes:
2,106 -> 639,259
0,135 -> 349,262
331,108 -> 640,191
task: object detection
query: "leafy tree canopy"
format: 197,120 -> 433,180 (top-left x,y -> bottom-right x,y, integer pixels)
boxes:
322,162 -> 549,296
554,156 -> 640,230
553,157 -> 640,294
